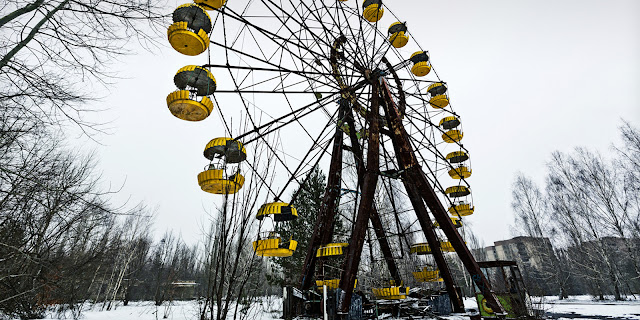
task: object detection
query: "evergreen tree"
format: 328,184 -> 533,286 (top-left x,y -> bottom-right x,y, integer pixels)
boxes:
270,167 -> 326,286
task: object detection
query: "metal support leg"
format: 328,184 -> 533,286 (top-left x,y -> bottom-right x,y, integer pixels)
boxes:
338,83 -> 381,315
299,103 -> 347,290
344,108 -> 402,285
379,78 -> 505,314
402,180 -> 465,312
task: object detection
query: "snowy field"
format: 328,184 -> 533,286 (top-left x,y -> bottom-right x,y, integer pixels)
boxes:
536,296 -> 640,320
20,296 -> 640,320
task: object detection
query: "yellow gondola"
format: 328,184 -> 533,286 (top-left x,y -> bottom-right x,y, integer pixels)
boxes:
410,242 -> 431,255
448,166 -> 472,179
446,151 -> 469,164
203,137 -> 247,163
362,0 -> 384,22
427,82 -> 448,96
413,267 -> 443,282
316,279 -> 357,291
197,167 -> 245,194
168,65 -> 217,121
439,116 -> 460,130
256,202 -> 298,221
194,0 -> 226,10
445,185 -> 470,198
428,82 -> 449,108
430,95 -> 450,109
409,51 -> 431,77
448,202 -> 475,216
433,217 -> 463,228
388,22 -> 409,48
174,65 -> 217,95
442,129 -> 463,143
253,232 -> 298,257
166,90 -> 214,121
372,286 -> 409,300
440,241 -> 456,252
316,243 -> 349,257
167,4 -> 212,56
410,242 -> 458,254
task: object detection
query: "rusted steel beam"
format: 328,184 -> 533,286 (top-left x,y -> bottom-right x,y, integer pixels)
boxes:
379,79 -> 506,314
299,102 -> 347,291
337,83 -> 381,315
402,180 -> 464,312
344,108 -> 402,285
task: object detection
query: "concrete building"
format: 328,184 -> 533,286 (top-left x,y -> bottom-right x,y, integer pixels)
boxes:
473,236 -> 554,290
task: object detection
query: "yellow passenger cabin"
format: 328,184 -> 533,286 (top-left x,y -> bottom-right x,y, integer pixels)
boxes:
362,0 -> 384,22
445,185 -> 471,198
409,51 -> 431,77
413,267 -> 443,282
316,243 -> 349,257
197,166 -> 245,194
448,166 -> 472,179
194,0 -> 226,10
446,151 -> 469,164
167,4 -> 212,56
448,202 -> 475,216
168,65 -> 217,121
388,22 -> 409,48
255,202 -> 298,221
253,232 -> 298,257
204,137 -> 247,163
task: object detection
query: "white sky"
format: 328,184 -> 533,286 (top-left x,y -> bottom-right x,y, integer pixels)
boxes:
75,0 -> 640,247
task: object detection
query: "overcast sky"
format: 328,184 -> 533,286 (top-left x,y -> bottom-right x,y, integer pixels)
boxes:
75,0 -> 639,247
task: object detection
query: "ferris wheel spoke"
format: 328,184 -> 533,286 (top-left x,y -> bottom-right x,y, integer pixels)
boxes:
395,77 -> 439,84
222,7 -> 334,80
269,133 -> 334,201
366,15 -> 382,70
349,3 -> 370,71
334,4 -> 370,71
272,0 -> 339,60
237,92 -> 339,144
257,0 -> 333,70
278,118 -> 338,200
223,5 -> 326,60
302,0 -> 367,71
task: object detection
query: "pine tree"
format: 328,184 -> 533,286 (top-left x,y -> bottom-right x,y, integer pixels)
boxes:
270,167 -> 326,286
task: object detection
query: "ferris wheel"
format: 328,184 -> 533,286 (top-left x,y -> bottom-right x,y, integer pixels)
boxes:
163,0 -> 505,315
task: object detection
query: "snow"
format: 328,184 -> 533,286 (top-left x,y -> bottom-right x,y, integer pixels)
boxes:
537,295 -> 640,320
35,298 -> 283,320
19,296 -> 640,320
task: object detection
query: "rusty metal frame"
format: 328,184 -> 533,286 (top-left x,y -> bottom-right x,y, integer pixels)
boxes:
378,77 -> 505,314
299,101 -> 348,290
337,83 -> 381,314
343,106 -> 402,285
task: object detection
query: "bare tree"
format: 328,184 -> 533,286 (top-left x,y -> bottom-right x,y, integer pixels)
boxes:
0,136 -> 120,318
546,149 -> 631,300
511,173 -> 569,298
0,0 -> 165,134
615,121 -> 640,243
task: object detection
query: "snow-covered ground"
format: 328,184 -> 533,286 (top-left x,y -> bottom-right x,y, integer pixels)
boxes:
23,295 -> 640,320
35,299 -> 283,320
537,295 -> 640,320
